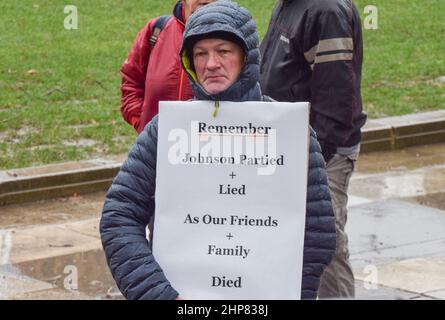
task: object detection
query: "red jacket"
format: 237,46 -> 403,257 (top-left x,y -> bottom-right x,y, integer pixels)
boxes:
120,2 -> 193,133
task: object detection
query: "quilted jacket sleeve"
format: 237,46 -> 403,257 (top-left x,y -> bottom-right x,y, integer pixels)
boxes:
100,116 -> 179,300
301,128 -> 336,299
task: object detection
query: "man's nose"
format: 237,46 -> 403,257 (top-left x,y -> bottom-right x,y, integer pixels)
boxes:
206,52 -> 221,70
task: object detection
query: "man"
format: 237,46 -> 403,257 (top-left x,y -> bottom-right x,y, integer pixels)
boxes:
120,0 -> 215,133
101,0 -> 335,300
259,0 -> 367,298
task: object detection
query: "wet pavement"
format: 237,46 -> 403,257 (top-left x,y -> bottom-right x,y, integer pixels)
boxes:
0,192 -> 106,229
0,143 -> 444,300
349,143 -> 445,300
0,193 -> 121,300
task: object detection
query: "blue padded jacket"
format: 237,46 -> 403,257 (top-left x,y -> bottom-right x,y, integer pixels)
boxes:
100,115 -> 336,299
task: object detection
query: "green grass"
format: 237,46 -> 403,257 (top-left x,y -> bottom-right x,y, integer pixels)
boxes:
355,0 -> 445,118
0,0 -> 444,169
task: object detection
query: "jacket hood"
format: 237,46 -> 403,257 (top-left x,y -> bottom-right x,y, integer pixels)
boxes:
180,0 -> 262,102
173,1 -> 185,24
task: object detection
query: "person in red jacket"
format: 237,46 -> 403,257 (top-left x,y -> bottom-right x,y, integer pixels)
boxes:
120,0 -> 215,133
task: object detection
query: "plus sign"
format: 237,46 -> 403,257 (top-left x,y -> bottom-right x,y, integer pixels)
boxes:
226,233 -> 234,240
229,172 -> 237,179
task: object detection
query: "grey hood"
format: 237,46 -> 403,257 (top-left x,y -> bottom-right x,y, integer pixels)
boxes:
180,0 -> 262,102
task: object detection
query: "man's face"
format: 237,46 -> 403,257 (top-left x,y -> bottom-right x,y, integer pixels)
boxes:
183,0 -> 215,21
193,38 -> 244,95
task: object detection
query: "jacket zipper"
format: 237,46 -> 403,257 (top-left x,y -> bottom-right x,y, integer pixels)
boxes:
212,96 -> 220,118
178,17 -> 186,100
178,68 -> 185,100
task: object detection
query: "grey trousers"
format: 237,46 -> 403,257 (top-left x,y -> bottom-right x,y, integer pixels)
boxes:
318,153 -> 357,299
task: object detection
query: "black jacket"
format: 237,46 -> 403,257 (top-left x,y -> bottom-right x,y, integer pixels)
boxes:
260,0 -> 367,160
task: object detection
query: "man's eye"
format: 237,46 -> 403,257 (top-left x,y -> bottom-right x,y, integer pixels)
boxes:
219,50 -> 230,55
194,52 -> 205,58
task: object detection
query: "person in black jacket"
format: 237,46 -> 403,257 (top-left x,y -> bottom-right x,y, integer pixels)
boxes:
100,0 -> 335,300
260,0 -> 367,298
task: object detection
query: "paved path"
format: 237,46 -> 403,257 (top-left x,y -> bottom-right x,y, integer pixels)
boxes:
1,144 -> 444,299
349,143 -> 445,299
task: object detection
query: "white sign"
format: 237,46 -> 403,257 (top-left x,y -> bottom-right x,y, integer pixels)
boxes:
153,101 -> 309,299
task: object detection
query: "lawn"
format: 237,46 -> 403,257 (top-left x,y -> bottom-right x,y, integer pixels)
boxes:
0,0 -> 444,169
